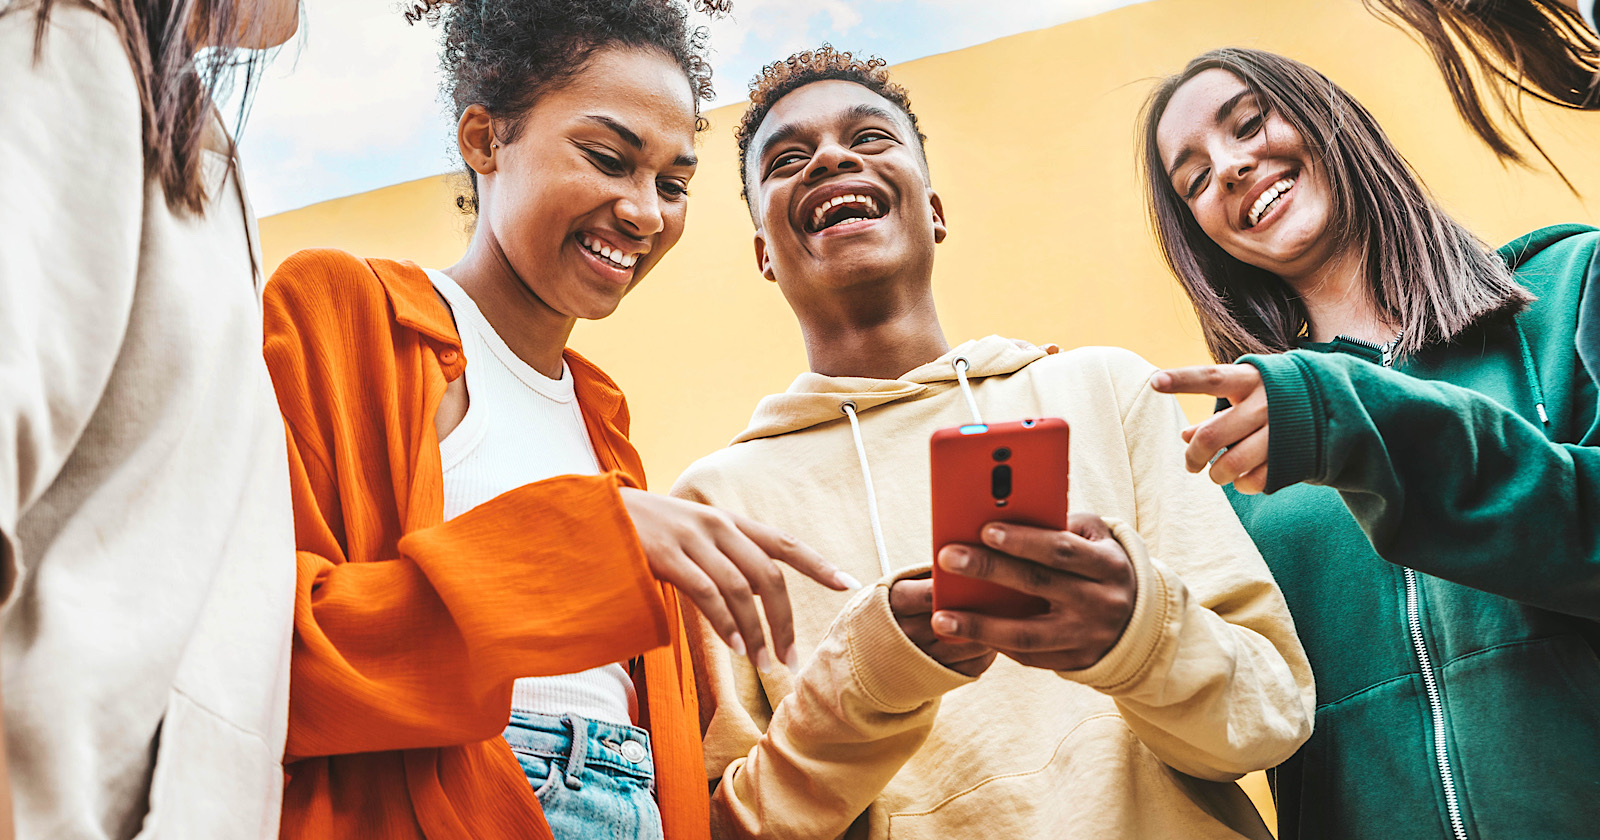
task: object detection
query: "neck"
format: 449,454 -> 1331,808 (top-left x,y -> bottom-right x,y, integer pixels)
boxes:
445,225 -> 575,380
1285,248 -> 1397,345
794,279 -> 949,380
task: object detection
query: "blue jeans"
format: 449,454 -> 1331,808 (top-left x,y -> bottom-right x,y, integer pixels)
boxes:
503,712 -> 663,840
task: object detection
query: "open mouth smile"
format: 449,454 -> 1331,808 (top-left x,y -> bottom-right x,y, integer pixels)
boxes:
1243,175 -> 1296,230
801,186 -> 890,235
577,232 -> 641,270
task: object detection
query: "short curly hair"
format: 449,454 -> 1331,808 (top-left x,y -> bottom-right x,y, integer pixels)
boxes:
735,44 -> 927,207
406,0 -> 732,215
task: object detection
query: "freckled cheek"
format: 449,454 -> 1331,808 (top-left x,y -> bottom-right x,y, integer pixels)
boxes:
1194,201 -> 1232,243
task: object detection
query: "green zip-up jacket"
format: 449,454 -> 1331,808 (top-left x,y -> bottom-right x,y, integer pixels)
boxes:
1228,224 -> 1600,840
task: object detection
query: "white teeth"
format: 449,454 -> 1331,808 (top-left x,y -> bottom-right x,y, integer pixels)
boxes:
1247,178 -> 1296,228
579,234 -> 639,269
809,193 -> 884,231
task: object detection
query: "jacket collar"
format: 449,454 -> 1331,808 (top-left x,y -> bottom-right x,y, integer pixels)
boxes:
365,257 -> 463,349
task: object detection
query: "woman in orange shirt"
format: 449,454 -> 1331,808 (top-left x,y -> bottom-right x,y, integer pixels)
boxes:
261,2 -> 855,838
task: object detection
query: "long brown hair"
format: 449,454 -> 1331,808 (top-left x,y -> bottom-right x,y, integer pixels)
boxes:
1139,48 -> 1532,364
22,0 -> 277,215
1365,0 -> 1599,179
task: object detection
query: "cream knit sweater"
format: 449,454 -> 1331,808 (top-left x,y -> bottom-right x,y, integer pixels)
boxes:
673,337 -> 1314,840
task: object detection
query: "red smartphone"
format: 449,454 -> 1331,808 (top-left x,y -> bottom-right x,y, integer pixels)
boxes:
930,417 -> 1070,618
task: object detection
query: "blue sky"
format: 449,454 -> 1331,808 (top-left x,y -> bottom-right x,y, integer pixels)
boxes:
234,0 -> 1151,216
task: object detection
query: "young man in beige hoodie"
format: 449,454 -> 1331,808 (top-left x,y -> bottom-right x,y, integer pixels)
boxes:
671,46 -> 1315,839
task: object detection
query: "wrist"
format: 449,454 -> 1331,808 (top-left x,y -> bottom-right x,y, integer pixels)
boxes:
846,566 -> 976,711
1238,353 -> 1321,491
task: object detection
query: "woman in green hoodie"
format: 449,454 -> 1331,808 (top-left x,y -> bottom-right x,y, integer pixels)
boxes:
1140,47 -> 1600,840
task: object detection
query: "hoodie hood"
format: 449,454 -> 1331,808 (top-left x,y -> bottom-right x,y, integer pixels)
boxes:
733,335 -> 1046,444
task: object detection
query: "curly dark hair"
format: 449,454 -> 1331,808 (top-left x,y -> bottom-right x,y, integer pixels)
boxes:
734,44 -> 927,205
405,0 -> 732,214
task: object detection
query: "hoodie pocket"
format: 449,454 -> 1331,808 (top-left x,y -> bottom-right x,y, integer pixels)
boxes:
883,716 -> 1265,840
1442,634 -> 1600,838
133,689 -> 283,839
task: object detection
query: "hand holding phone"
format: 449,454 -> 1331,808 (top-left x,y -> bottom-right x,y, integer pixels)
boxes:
931,514 -> 1136,672
887,575 -> 998,677
930,418 -> 1070,617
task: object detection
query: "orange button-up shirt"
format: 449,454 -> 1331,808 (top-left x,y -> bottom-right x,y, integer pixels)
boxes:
263,249 -> 708,839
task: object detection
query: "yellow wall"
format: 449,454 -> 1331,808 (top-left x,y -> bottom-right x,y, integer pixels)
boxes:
259,0 -> 1599,830
261,0 -> 1600,482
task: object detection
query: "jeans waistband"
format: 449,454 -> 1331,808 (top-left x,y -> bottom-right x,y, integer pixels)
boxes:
505,711 -> 655,791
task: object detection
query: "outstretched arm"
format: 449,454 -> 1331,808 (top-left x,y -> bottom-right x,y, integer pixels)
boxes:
1155,351 -> 1600,620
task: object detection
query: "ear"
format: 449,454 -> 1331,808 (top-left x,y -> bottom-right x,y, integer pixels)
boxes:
753,230 -> 777,282
458,104 -> 499,177
929,189 -> 948,244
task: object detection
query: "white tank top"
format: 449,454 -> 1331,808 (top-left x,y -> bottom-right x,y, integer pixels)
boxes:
427,269 -> 637,726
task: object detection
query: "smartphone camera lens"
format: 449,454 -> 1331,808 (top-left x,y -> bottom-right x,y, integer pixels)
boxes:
991,464 -> 1013,502
993,446 -> 1011,462
1022,419 -> 1035,428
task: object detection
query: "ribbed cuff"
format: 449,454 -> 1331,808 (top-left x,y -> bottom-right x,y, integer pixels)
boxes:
845,565 -> 977,713
1239,353 -> 1321,491
1057,518 -> 1168,692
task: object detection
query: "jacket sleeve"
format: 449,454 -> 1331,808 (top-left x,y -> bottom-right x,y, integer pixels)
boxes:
1059,378 -> 1315,782
264,260 -> 672,761
675,472 -> 973,840
0,8 -> 144,602
1242,342 -> 1600,620
683,566 -> 972,840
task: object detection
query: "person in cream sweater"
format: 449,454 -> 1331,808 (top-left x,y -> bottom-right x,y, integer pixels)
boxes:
671,46 -> 1315,840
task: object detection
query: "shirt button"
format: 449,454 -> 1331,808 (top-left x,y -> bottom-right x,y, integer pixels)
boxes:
439,349 -> 459,364
619,740 -> 648,764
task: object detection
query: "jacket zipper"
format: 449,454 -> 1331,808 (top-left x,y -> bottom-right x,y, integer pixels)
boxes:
1404,568 -> 1468,840
1358,342 -> 1467,838
1333,333 -> 1403,367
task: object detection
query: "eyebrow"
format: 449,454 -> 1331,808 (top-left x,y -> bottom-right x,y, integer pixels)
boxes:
583,114 -> 697,167
1164,89 -> 1254,181
755,103 -> 905,168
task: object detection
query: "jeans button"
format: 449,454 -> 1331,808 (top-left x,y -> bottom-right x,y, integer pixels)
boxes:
619,739 -> 648,764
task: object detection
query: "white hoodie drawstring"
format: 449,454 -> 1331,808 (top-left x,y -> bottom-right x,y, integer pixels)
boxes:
841,401 -> 893,579
842,357 -> 986,580
953,357 -> 984,425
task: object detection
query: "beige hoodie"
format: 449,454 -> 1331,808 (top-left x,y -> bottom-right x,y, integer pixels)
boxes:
672,336 -> 1314,840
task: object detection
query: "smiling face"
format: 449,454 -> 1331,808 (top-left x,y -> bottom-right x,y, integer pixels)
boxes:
478,46 -> 697,321
746,80 -> 945,301
1155,68 -> 1338,285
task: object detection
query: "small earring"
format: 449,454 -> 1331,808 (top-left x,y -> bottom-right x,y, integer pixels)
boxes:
491,141 -> 500,152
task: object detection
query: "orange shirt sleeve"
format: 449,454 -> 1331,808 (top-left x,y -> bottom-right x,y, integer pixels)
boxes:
264,251 -> 671,762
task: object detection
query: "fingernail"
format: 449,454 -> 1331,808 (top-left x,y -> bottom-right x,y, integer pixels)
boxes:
942,547 -> 969,572
728,633 -> 747,657
835,570 -> 864,591
984,525 -> 1005,547
931,613 -> 958,634
1151,372 -> 1170,390
756,648 -> 775,674
784,648 -> 802,671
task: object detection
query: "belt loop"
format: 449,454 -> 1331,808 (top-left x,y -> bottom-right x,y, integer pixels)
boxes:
561,713 -> 590,790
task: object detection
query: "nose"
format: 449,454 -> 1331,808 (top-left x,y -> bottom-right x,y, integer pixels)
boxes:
806,139 -> 863,181
613,179 -> 664,237
1215,146 -> 1255,192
